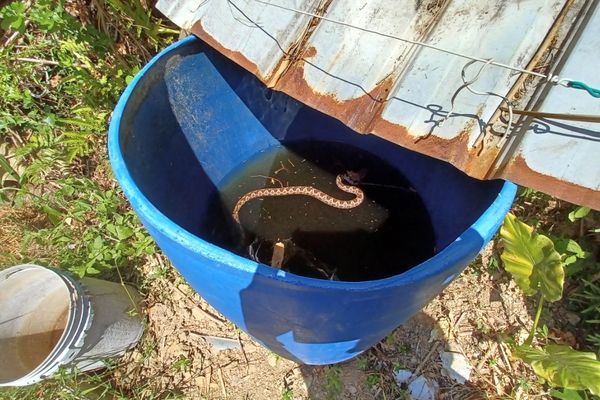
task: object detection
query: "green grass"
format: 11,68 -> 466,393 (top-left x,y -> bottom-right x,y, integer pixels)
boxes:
0,0 -> 174,276
0,0 -> 176,397
325,365 -> 343,399
281,387 -> 294,400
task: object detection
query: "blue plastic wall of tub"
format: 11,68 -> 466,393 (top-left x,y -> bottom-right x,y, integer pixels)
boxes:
108,36 -> 517,365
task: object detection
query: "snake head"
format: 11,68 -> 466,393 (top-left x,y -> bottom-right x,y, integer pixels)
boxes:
342,169 -> 367,185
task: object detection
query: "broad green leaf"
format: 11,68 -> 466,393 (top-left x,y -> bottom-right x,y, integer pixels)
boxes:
565,240 -> 584,257
0,154 -> 20,182
92,236 -> 104,250
500,213 -> 564,301
86,265 -> 101,275
515,344 -> 600,395
41,204 -> 62,226
549,388 -> 584,400
568,207 -> 591,222
115,226 -> 134,240
70,264 -> 88,279
563,255 -> 578,266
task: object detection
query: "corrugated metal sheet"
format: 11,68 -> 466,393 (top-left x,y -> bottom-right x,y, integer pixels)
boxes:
156,0 -> 599,208
496,0 -> 600,209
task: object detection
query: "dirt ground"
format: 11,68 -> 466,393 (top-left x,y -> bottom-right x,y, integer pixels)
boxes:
112,238 -> 549,400
0,204 -> 53,266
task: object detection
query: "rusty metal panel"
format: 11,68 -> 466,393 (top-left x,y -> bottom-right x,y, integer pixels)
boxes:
156,0 -> 599,208
158,0 -> 317,78
497,1 -> 600,210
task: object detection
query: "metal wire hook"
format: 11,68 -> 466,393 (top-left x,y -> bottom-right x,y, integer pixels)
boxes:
442,59 -> 514,141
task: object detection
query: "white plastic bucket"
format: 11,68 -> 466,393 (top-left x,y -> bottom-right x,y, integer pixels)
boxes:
0,264 -> 143,386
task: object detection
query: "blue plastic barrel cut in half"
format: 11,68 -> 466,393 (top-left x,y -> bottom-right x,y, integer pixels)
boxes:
108,36 -> 516,365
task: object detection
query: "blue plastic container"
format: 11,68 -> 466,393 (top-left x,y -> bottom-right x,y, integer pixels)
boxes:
108,36 -> 516,365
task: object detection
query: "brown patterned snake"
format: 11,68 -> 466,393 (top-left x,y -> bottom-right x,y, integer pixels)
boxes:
232,173 -> 364,223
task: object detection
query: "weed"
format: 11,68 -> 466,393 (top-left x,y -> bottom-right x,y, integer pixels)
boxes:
147,262 -> 169,281
23,177 -> 156,278
569,207 -> 591,222
0,366 -> 127,399
500,213 -> 600,396
172,355 -> 191,372
281,387 -> 294,400
366,373 -> 381,390
487,253 -> 501,273
325,365 -> 342,399
356,357 -> 369,370
397,388 -> 412,400
536,324 -> 550,342
516,377 -> 534,392
573,280 -> 600,323
392,361 -> 405,373
397,343 -> 412,354
588,335 -> 600,356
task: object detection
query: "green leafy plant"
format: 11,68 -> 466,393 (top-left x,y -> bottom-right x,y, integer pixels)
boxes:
172,355 -> 191,372
574,280 -> 600,324
500,213 -> 600,395
356,357 -> 369,370
25,177 -> 156,277
325,365 -> 343,399
366,373 -> 381,390
569,207 -> 591,222
515,344 -> 600,394
500,213 -> 564,302
281,387 -> 294,400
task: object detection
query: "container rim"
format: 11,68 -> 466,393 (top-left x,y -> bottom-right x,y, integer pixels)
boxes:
0,264 -> 92,386
108,35 -> 517,291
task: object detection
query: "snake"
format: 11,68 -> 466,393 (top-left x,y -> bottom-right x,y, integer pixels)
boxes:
232,173 -> 365,223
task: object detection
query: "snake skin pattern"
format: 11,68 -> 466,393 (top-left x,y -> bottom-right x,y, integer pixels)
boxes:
233,174 -> 364,223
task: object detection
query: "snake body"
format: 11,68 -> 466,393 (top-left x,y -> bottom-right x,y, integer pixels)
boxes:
233,174 -> 364,223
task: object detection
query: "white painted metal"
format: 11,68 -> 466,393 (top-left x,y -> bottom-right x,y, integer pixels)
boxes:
500,2 -> 600,205
380,0 -> 565,144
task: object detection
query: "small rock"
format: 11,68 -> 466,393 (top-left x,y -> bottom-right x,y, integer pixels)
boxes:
394,370 -> 438,400
440,352 -> 472,384
408,375 -> 438,400
348,386 -> 357,395
429,326 -> 443,342
394,369 -> 413,385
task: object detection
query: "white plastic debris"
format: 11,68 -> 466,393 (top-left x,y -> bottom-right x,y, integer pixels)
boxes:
440,351 -> 473,384
200,335 -> 241,352
408,375 -> 438,400
394,369 -> 438,400
394,369 -> 414,385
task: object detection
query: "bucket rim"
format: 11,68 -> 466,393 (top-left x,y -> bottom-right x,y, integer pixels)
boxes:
0,264 -> 93,386
108,36 -> 517,291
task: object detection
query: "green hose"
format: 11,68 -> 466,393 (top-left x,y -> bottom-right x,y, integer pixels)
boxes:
568,80 -> 600,98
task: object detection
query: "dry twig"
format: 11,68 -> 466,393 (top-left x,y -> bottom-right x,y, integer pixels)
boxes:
217,367 -> 227,397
